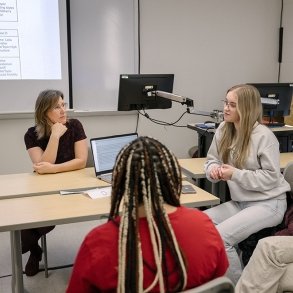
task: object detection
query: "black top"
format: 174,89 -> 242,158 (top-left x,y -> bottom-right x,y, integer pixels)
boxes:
24,119 -> 87,164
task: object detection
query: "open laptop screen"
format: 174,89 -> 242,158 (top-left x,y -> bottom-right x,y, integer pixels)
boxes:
90,133 -> 138,176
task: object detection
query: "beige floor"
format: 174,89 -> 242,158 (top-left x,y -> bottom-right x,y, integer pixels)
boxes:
0,220 -> 106,293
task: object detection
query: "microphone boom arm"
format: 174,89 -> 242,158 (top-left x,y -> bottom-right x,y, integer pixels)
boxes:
155,90 -> 194,107
154,90 -> 223,123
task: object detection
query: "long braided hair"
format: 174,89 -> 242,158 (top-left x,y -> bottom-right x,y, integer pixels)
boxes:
109,136 -> 187,293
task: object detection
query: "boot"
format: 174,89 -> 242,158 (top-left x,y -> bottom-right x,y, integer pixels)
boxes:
25,245 -> 43,276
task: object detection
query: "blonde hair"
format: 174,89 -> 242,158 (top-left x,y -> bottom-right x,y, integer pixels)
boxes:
34,89 -> 64,139
219,84 -> 262,168
109,137 -> 187,293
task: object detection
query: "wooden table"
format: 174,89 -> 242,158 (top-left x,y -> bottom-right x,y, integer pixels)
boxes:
0,168 -> 108,200
280,152 -> 293,171
179,152 -> 293,196
0,180 -> 219,293
179,152 -> 293,179
179,157 -> 206,179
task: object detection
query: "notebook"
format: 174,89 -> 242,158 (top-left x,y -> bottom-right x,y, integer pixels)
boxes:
90,133 -> 138,183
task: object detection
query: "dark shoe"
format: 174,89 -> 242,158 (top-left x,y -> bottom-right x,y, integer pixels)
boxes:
25,246 -> 42,276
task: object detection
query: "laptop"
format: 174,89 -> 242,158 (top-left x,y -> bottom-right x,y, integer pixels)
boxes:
90,133 -> 138,183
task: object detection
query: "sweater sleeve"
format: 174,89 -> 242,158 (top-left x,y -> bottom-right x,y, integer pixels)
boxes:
231,136 -> 282,192
204,125 -> 224,183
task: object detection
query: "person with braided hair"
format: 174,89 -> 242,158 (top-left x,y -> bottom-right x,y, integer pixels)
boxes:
67,136 -> 228,293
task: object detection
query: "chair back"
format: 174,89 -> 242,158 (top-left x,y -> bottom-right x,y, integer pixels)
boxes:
283,161 -> 293,193
180,276 -> 234,293
86,146 -> 94,167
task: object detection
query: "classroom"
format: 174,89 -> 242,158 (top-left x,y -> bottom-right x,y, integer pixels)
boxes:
0,0 -> 293,292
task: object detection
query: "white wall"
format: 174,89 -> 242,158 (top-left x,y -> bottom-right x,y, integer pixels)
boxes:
1,0 -> 292,175
0,112 -> 137,174
136,0 -> 283,154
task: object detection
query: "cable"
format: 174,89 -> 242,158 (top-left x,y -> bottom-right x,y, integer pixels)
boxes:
136,0 -> 141,130
134,1 -> 188,130
135,112 -> 140,133
278,0 -> 284,82
66,0 -> 73,108
137,110 -> 189,128
137,0 -> 141,75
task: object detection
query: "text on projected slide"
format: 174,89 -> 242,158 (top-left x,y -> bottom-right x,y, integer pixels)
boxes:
0,0 -> 61,80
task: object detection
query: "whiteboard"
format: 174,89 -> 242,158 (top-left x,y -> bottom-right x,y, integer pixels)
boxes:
70,0 -> 138,111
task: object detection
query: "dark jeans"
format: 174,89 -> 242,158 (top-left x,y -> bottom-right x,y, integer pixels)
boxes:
21,226 -> 55,254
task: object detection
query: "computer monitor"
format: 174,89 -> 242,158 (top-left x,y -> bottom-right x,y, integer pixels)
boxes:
249,83 -> 293,118
117,74 -> 174,111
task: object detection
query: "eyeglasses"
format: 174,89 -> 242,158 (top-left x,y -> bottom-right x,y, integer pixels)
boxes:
222,99 -> 237,109
52,102 -> 68,111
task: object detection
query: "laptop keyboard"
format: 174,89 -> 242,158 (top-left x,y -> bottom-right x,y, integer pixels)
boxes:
100,174 -> 112,183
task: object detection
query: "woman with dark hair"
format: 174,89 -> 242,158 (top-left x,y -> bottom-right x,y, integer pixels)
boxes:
67,136 -> 228,293
22,89 -> 88,276
204,84 -> 290,284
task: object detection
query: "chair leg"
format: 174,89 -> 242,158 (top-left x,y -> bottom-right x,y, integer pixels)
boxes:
41,235 -> 49,278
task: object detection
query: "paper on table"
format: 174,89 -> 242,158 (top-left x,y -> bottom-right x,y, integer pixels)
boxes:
83,186 -> 112,199
60,187 -> 112,199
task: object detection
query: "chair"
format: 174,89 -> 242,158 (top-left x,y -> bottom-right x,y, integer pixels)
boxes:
86,146 -> 94,167
41,235 -> 49,277
180,276 -> 234,293
283,161 -> 293,192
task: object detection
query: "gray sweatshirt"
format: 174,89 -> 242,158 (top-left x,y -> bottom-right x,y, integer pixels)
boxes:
205,122 -> 290,202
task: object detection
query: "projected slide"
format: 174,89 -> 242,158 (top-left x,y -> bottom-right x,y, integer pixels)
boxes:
0,0 -> 61,80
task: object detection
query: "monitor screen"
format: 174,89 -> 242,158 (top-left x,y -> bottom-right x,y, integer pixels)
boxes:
117,74 -> 174,111
249,83 -> 293,117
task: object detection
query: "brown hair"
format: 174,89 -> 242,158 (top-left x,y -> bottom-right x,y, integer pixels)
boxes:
34,89 -> 64,139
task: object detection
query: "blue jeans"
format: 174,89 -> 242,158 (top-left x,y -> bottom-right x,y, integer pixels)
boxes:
204,197 -> 287,285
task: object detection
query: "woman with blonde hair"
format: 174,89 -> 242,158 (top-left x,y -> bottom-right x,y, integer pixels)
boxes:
204,84 -> 290,284
67,136 -> 228,293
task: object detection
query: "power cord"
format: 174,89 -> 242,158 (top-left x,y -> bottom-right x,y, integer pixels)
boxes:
137,109 -> 189,128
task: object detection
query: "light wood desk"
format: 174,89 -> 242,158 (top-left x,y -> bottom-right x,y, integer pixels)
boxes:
0,182 -> 219,293
179,152 -> 293,179
179,158 -> 217,194
179,157 -> 206,179
280,152 -> 293,171
179,152 -> 293,196
0,167 -> 108,200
